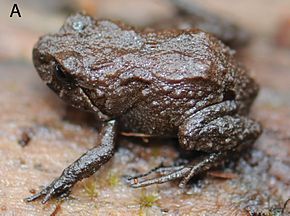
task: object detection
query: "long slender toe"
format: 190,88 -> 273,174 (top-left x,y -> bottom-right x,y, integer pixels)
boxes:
129,167 -> 191,188
24,190 -> 45,202
42,190 -> 54,204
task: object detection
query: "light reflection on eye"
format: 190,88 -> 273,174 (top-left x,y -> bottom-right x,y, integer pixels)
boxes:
54,63 -> 75,84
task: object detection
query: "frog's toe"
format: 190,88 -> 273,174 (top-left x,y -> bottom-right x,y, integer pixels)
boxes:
129,167 -> 191,188
24,189 -> 47,202
25,185 -> 55,204
127,163 -> 185,181
41,188 -> 56,204
25,186 -> 70,204
25,177 -> 73,204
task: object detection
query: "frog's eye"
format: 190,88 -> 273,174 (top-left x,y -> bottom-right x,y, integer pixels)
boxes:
223,89 -> 236,101
54,63 -> 74,84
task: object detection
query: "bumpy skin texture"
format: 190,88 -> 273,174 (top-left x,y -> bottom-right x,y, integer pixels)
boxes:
26,13 -> 261,203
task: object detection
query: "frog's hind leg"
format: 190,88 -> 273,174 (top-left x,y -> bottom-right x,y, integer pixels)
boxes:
129,101 -> 261,188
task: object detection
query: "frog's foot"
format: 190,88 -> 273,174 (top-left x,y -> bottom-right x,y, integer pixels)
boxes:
129,152 -> 225,188
25,120 -> 118,204
25,175 -> 74,204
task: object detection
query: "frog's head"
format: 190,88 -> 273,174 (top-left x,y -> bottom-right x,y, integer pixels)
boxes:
32,13 -> 110,120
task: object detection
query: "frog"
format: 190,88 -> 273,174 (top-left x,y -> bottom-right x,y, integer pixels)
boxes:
25,13 -> 262,204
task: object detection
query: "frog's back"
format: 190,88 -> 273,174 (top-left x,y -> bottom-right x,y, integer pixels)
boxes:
137,29 -> 258,114
49,15 -> 238,88
87,20 -> 235,86
138,29 -> 234,84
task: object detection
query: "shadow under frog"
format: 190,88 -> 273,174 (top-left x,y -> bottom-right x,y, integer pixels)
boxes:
25,13 -> 262,204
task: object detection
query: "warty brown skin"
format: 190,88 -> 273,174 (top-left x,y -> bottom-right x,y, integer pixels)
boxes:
26,13 -> 262,204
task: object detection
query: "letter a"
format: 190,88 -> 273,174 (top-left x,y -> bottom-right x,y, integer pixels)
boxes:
10,4 -> 21,17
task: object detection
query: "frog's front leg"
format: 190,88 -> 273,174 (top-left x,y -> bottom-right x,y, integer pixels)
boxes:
25,120 -> 118,204
129,101 -> 261,188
